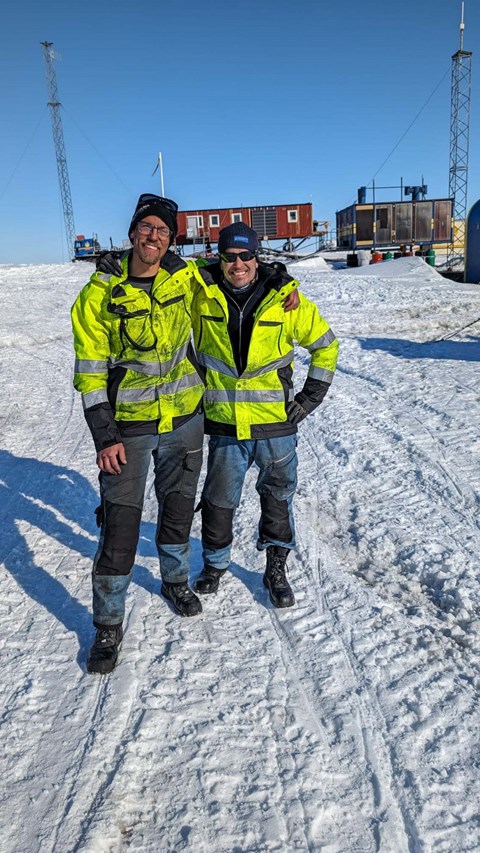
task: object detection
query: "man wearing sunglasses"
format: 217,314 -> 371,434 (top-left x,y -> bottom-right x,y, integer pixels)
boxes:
192,222 -> 338,608
71,194 -> 208,674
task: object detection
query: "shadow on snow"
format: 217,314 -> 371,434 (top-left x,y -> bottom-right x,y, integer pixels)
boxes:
0,449 -> 180,668
0,450 -> 268,669
359,335 -> 480,361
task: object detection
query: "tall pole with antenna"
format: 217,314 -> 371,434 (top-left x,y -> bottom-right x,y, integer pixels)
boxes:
152,152 -> 165,196
40,41 -> 76,260
447,3 -> 472,271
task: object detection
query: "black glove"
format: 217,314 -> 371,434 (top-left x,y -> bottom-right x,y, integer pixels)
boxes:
96,251 -> 123,277
286,397 -> 309,425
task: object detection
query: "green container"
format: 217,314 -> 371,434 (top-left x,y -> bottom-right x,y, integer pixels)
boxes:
425,248 -> 436,266
384,251 -> 393,261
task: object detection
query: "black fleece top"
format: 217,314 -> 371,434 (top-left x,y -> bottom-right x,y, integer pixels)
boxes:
201,261 -> 283,374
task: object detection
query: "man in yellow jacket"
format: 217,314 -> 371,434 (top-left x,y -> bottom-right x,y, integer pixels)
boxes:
71,194 -> 208,673
192,222 -> 338,608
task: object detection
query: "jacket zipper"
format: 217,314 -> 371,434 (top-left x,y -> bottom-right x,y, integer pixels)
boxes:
226,289 -> 259,374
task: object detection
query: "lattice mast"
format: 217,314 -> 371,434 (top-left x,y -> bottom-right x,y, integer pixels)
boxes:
448,3 -> 472,269
40,41 -> 76,259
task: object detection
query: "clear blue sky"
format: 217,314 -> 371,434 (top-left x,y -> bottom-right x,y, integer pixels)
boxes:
1,0 -> 478,264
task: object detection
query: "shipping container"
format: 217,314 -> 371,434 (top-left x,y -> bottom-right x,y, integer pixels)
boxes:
336,199 -> 453,250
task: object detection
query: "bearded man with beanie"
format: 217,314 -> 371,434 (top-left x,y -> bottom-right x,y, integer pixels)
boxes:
192,222 -> 338,608
71,194 -> 210,674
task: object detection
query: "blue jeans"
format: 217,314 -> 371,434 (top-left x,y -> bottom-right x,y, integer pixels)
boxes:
92,412 -> 203,626
201,434 -> 297,571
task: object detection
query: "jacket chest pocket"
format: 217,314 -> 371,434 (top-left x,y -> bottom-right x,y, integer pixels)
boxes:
254,319 -> 284,355
121,315 -> 157,352
154,293 -> 185,310
152,294 -> 190,352
197,314 -> 225,350
107,292 -> 156,352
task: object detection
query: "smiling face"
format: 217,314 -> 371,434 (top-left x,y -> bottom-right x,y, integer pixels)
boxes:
130,215 -> 170,275
220,248 -> 258,289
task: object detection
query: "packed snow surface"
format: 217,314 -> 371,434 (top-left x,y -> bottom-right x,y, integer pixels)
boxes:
0,257 -> 479,852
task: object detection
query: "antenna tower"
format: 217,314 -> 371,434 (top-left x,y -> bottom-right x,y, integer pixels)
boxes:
447,3 -> 472,270
40,41 -> 76,259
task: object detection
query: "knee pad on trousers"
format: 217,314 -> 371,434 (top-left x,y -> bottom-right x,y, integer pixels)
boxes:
157,492 -> 195,545
95,501 -> 142,576
202,498 -> 234,550
259,493 -> 292,543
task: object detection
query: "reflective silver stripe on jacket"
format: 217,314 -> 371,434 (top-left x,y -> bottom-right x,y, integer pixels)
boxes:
197,350 -> 294,379
196,352 -> 238,378
75,358 -> 108,374
82,388 -> 109,409
205,389 -> 285,404
307,329 -> 337,352
159,373 -> 204,396
242,351 -> 294,379
108,343 -> 190,376
308,366 -> 335,383
116,372 -> 203,403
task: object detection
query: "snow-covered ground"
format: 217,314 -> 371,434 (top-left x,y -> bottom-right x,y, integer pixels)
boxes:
1,257 -> 479,853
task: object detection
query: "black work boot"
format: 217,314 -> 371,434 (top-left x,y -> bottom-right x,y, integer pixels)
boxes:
87,624 -> 123,674
161,581 -> 202,616
263,546 -> 295,608
194,565 -> 226,594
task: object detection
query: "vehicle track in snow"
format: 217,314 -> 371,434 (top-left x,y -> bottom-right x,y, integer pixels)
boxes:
288,430 -> 479,850
287,331 -> 480,848
302,340 -> 480,645
5,587 -> 158,853
191,478 -> 393,852
273,518 -> 413,850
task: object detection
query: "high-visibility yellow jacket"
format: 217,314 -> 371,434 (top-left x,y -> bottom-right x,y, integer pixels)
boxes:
192,263 -> 338,440
71,252 -> 205,450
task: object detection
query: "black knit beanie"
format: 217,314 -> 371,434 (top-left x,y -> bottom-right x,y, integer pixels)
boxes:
128,194 -> 178,243
217,222 -> 259,254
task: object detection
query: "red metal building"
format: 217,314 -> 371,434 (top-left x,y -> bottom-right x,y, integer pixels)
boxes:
176,203 -> 325,246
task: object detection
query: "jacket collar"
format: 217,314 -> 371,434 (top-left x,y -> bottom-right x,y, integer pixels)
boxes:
160,250 -> 188,274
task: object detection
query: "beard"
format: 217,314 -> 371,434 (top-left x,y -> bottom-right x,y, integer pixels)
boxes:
135,242 -> 162,266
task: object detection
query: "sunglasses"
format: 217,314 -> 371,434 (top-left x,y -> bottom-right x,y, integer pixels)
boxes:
135,193 -> 178,214
220,251 -> 257,263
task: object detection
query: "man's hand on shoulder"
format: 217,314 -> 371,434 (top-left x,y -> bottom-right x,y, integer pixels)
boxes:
283,288 -> 300,312
97,443 -> 127,474
96,251 -> 123,277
